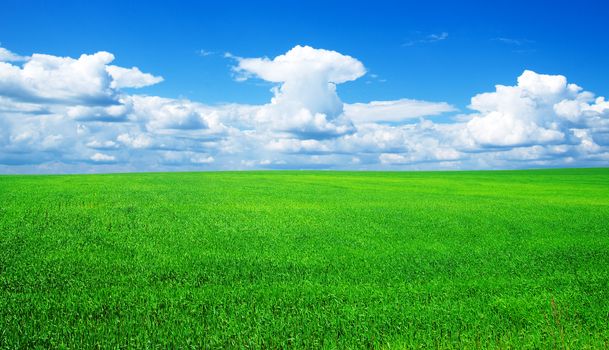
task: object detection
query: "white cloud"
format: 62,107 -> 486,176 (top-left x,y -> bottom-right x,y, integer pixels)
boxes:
403,32 -> 449,46
117,133 -> 152,149
0,47 -> 26,62
233,45 -> 364,138
0,96 -> 49,114
66,100 -> 132,122
0,50 -> 161,105
0,45 -> 607,172
191,154 -> 215,164
344,99 -> 456,123
90,152 -> 116,162
0,52 -> 116,104
106,65 -> 163,89
198,49 -> 215,57
464,70 -> 608,148
554,96 -> 609,124
159,151 -> 215,166
130,95 -> 210,130
466,111 -> 565,147
86,139 -> 119,149
266,138 -> 330,154
517,70 -> 570,96
234,45 -> 365,84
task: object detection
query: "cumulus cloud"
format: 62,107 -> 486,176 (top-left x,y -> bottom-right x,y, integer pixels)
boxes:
86,139 -> 119,150
0,52 -> 116,104
0,47 -> 26,62
0,50 -> 161,104
106,65 -> 163,88
0,96 -> 49,114
266,138 -> 330,154
191,154 -> 215,164
159,151 -> 215,166
234,45 -> 365,84
233,45 -> 365,138
0,45 -> 607,172
66,100 -> 132,122
117,133 -> 152,149
130,95 -> 212,131
91,152 -> 116,163
464,70 -> 608,149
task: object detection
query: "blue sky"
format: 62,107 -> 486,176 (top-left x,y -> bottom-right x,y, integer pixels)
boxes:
4,0 -> 608,107
1,0 -> 608,172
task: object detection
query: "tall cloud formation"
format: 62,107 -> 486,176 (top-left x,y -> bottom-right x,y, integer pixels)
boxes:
0,45 -> 607,173
232,45 -> 365,138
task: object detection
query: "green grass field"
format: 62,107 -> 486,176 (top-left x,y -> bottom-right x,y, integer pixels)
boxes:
1,169 -> 608,349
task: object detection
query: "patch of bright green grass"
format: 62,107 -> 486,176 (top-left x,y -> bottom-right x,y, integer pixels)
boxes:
1,168 -> 608,348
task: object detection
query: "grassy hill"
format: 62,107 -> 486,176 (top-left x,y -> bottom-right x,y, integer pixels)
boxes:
1,169 -> 608,348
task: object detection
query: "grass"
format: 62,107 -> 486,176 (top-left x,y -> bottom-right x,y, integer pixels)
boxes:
1,168 -> 608,349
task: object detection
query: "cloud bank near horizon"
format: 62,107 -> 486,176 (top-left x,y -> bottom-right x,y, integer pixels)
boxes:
0,45 -> 607,173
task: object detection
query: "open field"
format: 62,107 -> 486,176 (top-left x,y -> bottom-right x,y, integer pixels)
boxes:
1,169 -> 608,348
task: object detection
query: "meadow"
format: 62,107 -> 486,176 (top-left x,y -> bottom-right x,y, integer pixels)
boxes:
1,168 -> 608,349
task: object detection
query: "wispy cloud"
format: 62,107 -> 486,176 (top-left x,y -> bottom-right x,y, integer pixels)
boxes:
492,37 -> 536,54
365,73 -> 387,84
492,37 -> 535,46
403,32 -> 448,47
197,49 -> 216,57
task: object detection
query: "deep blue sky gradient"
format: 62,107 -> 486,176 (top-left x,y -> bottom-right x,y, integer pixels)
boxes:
2,0 -> 608,110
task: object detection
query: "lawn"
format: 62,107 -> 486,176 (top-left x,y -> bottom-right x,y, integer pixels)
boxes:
1,169 -> 608,348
